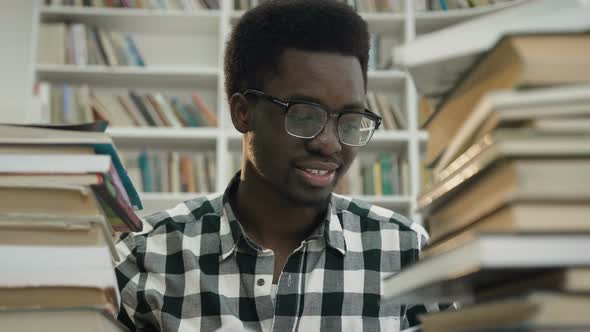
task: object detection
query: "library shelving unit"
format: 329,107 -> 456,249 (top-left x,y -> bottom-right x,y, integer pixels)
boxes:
0,0 -> 518,220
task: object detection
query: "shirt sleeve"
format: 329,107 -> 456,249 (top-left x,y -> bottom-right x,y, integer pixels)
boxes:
114,232 -> 147,331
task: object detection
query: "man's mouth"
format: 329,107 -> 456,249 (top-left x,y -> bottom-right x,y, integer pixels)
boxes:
304,168 -> 330,176
294,162 -> 339,188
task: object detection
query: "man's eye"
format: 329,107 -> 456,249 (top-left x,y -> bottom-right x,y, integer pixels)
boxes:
341,120 -> 360,131
293,115 -> 313,121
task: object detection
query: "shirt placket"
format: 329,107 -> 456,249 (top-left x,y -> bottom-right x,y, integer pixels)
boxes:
253,248 -> 275,332
271,241 -> 310,332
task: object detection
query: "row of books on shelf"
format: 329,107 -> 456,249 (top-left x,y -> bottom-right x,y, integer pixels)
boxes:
122,150 -> 217,193
336,153 -> 409,196
427,0 -> 516,11
0,122 -> 141,331
121,149 -> 409,197
366,91 -> 406,130
234,0 -> 404,13
44,0 -> 220,10
36,82 -> 217,127
382,29 -> 590,331
45,0 -> 508,12
235,0 -> 507,12
38,23 -> 146,67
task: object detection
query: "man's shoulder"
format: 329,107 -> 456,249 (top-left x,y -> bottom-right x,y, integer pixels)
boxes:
332,193 -> 428,241
127,193 -> 224,239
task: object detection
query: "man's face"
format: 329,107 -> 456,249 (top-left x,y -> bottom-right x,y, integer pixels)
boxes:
245,49 -> 364,207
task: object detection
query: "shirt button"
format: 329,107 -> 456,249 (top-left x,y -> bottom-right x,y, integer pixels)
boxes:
257,278 -> 265,286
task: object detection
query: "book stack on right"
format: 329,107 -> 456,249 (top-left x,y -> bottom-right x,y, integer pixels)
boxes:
384,7 -> 590,332
0,123 -> 143,332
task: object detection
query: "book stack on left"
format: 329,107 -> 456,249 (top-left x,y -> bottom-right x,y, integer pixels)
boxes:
0,122 -> 142,332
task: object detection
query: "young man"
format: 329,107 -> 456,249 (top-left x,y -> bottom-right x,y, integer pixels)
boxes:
116,1 -> 432,331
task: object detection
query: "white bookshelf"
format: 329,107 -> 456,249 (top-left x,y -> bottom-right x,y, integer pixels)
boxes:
36,64 -> 219,88
0,0 -> 515,222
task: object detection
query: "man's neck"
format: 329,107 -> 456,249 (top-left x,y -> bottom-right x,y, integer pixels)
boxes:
231,172 -> 328,252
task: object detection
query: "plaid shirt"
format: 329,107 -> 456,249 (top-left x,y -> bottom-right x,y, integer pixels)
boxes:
115,174 -> 432,332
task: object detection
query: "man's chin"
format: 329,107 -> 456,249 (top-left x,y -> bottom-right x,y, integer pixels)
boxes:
282,187 -> 333,208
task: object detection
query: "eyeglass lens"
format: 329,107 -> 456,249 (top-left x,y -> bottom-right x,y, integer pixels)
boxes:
284,104 -> 376,146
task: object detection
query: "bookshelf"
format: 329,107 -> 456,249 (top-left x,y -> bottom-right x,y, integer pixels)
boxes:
0,0 -> 517,222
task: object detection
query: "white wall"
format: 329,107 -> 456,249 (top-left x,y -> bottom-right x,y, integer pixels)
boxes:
0,1 -> 37,123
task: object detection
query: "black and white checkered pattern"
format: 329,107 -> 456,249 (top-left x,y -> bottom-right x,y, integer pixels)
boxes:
115,174 -> 433,331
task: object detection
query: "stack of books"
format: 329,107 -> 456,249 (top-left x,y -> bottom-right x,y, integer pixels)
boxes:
383,27 -> 590,332
0,122 -> 142,331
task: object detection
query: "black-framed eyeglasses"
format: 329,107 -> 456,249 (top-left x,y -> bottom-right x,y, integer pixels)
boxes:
243,89 -> 381,147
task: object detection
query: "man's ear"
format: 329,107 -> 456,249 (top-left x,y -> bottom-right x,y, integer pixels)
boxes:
229,93 -> 253,133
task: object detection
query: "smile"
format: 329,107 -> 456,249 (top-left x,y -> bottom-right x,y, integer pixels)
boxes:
295,167 -> 337,187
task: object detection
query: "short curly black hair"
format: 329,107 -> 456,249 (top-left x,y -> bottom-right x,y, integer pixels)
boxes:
224,0 -> 370,101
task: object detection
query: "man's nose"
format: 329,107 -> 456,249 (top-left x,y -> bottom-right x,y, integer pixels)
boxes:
305,117 -> 342,156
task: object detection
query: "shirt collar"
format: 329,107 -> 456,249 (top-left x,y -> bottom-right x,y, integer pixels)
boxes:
218,172 -> 347,261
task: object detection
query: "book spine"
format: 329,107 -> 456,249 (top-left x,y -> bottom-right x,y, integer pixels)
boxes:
138,151 -> 152,192
191,92 -> 218,127
129,91 -> 157,126
380,154 -> 394,195
124,34 -> 146,66
93,171 -> 142,231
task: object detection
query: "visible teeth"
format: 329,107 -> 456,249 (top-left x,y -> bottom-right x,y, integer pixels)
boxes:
305,168 -> 329,175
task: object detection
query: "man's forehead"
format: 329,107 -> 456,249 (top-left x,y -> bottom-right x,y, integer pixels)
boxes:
270,49 -> 365,95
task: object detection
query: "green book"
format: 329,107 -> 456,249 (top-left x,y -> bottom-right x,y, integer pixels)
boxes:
380,154 -> 394,195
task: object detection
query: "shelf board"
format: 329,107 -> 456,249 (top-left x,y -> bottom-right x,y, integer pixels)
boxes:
361,12 -> 405,35
107,127 -> 219,150
232,2 -> 522,35
414,1 -> 526,35
231,10 -> 405,36
40,6 -> 220,33
36,64 -> 219,88
368,70 -> 406,92
366,130 -> 411,151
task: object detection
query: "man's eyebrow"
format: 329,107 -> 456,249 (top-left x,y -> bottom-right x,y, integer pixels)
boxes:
286,94 -> 365,109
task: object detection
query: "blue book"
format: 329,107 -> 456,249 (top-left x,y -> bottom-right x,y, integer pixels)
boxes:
124,34 -> 146,67
138,151 -> 152,193
62,84 -> 73,124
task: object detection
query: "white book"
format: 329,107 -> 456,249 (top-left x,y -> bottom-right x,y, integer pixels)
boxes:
154,93 -> 182,127
347,157 -> 362,195
70,23 -> 87,66
382,233 -> 590,305
74,85 -> 93,123
170,151 -> 181,193
37,23 -> 66,65
0,213 -> 117,261
38,82 -> 52,124
194,153 -> 207,193
395,0 -> 590,97
434,84 -> 590,177
0,245 -> 117,292
0,154 -> 112,174
0,308 -> 127,332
